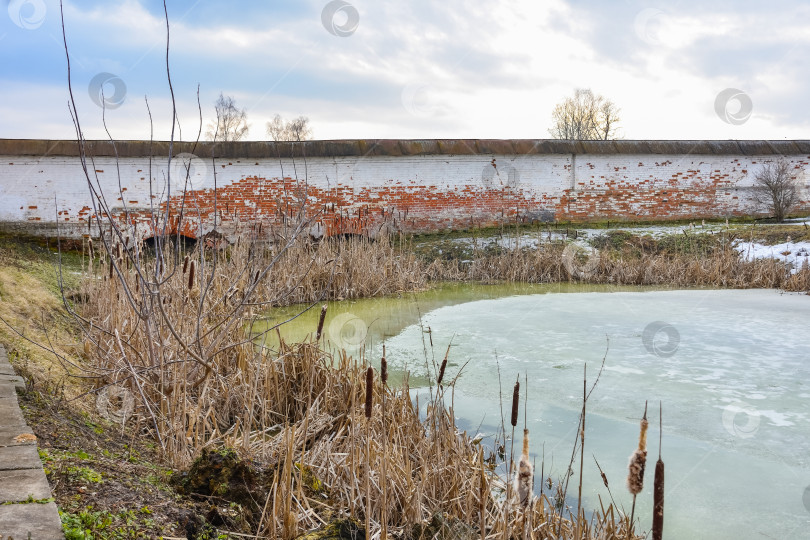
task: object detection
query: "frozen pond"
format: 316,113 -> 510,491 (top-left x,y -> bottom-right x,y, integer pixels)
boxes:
261,286 -> 810,539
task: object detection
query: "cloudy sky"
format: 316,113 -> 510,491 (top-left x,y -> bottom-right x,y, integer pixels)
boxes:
1,0 -> 808,141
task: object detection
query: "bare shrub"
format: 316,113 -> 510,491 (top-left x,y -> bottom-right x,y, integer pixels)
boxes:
752,160 -> 800,222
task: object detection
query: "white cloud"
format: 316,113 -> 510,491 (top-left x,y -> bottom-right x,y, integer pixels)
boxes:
3,0 -> 808,140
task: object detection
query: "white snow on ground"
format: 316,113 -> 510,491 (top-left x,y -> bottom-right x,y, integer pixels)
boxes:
419,222 -> 731,252
734,240 -> 810,272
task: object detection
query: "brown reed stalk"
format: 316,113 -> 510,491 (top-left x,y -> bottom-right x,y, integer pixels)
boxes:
504,376 -> 519,539
652,402 -> 664,540
627,401 -> 649,539
478,446 -> 487,540
575,364 -> 586,540
365,366 -> 373,540
380,346 -> 388,540
315,304 -> 327,341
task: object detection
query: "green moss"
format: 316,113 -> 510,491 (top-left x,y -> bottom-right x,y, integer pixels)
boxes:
1,495 -> 54,505
295,463 -> 326,495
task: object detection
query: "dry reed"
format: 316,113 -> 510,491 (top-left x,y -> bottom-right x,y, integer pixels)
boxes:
69,232 -> 688,539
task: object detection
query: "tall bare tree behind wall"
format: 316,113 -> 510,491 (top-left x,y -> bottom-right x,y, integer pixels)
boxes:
266,114 -> 313,142
206,92 -> 250,141
752,160 -> 800,222
549,89 -> 621,140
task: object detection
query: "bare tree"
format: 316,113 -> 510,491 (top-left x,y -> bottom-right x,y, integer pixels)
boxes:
549,89 -> 621,140
752,160 -> 800,222
266,114 -> 313,142
47,0 -> 328,466
206,92 -> 249,141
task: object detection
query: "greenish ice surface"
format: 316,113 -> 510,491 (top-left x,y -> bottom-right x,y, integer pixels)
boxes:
257,284 -> 810,539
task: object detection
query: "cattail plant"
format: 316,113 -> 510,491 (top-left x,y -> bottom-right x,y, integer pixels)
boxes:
437,345 -> 449,387
365,366 -> 373,540
187,260 -> 195,290
506,377 -> 520,513
380,347 -> 388,540
626,401 -> 649,539
652,402 -> 664,540
575,365 -> 587,540
365,366 -> 373,420
182,254 -> 189,273
514,428 -> 533,508
380,346 -> 387,386
316,304 -> 327,341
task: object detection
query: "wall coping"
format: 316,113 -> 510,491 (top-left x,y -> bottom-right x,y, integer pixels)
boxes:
2,138 -> 810,159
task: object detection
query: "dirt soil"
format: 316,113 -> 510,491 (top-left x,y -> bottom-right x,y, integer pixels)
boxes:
16,368 -> 213,539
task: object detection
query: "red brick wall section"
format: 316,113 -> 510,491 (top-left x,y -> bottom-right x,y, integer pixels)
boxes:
0,148 -> 808,240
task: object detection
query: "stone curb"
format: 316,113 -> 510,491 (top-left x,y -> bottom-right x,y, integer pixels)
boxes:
0,345 -> 64,539
0,502 -> 64,540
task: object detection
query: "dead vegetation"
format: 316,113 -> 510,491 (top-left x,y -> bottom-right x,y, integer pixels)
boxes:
421,231 -> 810,292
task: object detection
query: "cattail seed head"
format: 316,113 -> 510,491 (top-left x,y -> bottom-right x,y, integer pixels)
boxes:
652,458 -> 665,540
627,405 -> 650,495
365,367 -> 373,419
437,358 -> 447,386
254,269 -> 260,284
381,348 -> 388,386
511,379 -> 520,427
627,448 -> 647,495
316,305 -> 327,340
514,428 -> 533,508
188,260 -> 195,290
653,401 -> 664,540
437,343 -> 451,386
183,255 -> 189,274
108,258 -> 114,279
